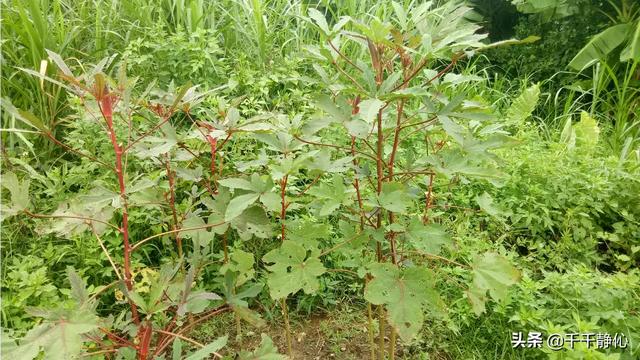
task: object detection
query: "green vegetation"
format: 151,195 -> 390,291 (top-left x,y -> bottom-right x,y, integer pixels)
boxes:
1,0 -> 638,359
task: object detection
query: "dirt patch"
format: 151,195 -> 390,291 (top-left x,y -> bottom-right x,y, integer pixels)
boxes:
190,307 -> 378,359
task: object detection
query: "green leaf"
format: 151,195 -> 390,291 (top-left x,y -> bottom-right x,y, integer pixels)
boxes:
308,175 -> 353,217
344,118 -> 369,138
0,98 -> 48,131
181,213 -> 216,246
475,192 -> 511,219
477,35 -> 540,51
184,336 -> 228,360
66,267 -> 88,306
467,252 -> 520,315
308,149 -> 353,173
365,264 -> 443,342
358,98 -> 384,123
40,187 -> 116,236
238,334 -> 287,360
219,178 -> 256,191
263,241 -> 326,299
377,182 -> 412,213
45,49 -> 74,77
0,171 -> 30,220
131,122 -> 178,159
225,193 -> 260,222
308,8 -> 330,35
9,309 -> 99,360
568,24 -> 630,71
505,83 -> 539,125
172,339 -> 183,360
231,205 -> 272,240
220,249 -> 255,286
620,21 -> 640,62
314,95 -> 350,123
181,291 -> 221,315
574,111 -> 600,149
404,220 -> 452,255
287,219 -> 332,251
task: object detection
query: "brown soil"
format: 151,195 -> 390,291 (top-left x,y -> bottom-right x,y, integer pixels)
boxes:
191,308 -> 383,359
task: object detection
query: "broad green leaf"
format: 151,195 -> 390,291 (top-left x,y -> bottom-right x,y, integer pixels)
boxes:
308,8 -> 330,35
40,187 -> 116,236
0,171 -> 30,220
505,83 -> 539,125
175,166 -> 203,181
314,95 -> 350,123
231,206 -> 272,240
263,241 -> 326,299
379,71 -> 403,95
131,123 -> 178,159
404,220 -> 452,255
377,182 -> 412,213
45,49 -> 73,77
66,267 -> 88,306
308,149 -> 353,173
365,263 -> 443,342
181,213 -> 217,247
358,98 -> 384,123
308,175 -> 353,217
467,252 -> 520,315
225,193 -> 260,222
568,24 -> 630,71
184,336 -> 228,360
172,339 -> 183,360
439,116 -> 466,144
287,219 -> 332,250
220,249 -> 255,286
620,21 -> 640,62
331,16 -> 351,35
574,111 -> 600,149
421,150 -> 505,185
475,192 -> 511,218
253,133 -> 297,153
222,271 -> 264,325
218,178 -> 255,191
181,291 -> 222,315
344,119 -> 369,138
259,192 -> 281,213
8,309 -> 99,360
238,334 -> 287,360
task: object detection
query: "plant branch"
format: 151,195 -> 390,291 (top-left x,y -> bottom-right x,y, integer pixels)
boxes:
131,222 -> 227,251
90,224 -> 122,281
328,39 -> 362,72
293,134 -> 379,163
22,209 -> 121,232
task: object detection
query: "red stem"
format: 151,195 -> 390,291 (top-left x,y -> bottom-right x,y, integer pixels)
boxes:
137,322 -> 152,360
423,173 -> 435,224
98,91 -> 140,326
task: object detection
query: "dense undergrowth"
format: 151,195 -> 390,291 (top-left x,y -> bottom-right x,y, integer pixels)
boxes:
1,0 -> 639,359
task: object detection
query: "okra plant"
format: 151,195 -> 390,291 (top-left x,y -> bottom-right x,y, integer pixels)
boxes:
2,54 -> 283,359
